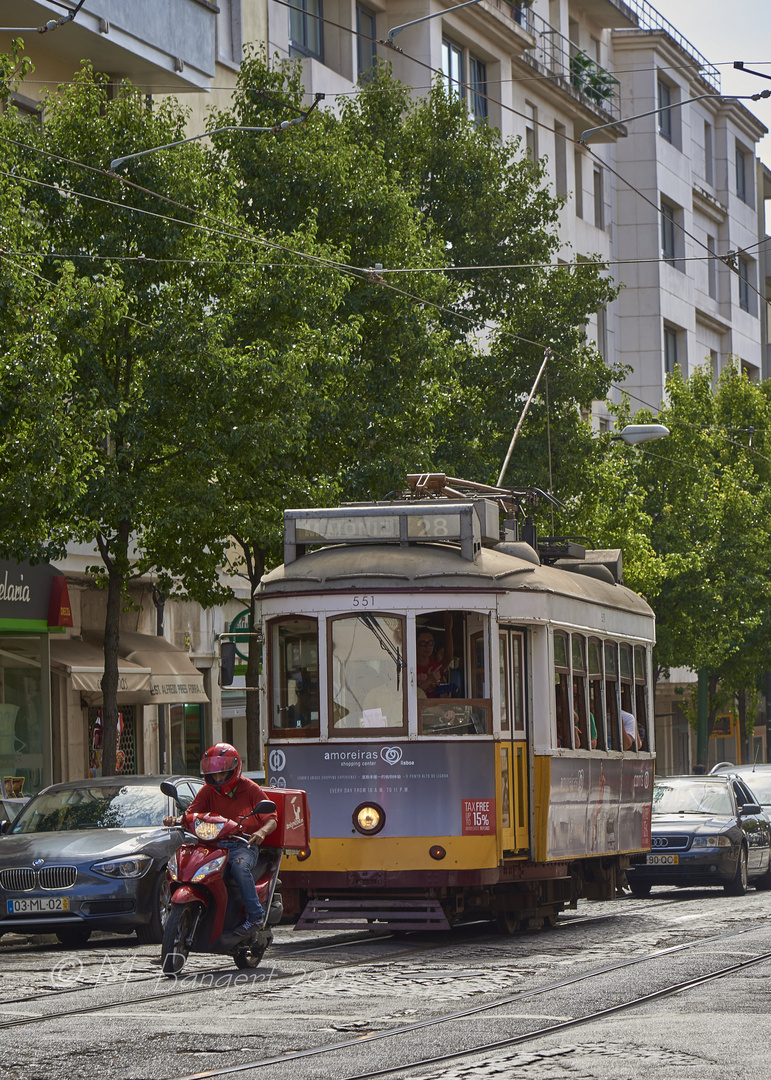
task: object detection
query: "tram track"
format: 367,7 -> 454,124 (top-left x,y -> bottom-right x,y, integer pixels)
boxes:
159,924 -> 761,1080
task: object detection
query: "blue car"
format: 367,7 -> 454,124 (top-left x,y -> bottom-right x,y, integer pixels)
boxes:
626,774 -> 771,897
0,774 -> 202,946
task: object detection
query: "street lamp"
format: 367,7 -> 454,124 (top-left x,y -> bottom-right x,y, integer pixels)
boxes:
580,91 -> 770,145
612,424 -> 670,445
387,0 -> 487,46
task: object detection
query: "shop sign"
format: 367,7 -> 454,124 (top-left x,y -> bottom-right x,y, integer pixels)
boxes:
0,560 -> 68,627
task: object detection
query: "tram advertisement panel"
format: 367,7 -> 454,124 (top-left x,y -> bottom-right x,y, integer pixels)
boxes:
547,757 -> 654,859
266,742 -> 495,838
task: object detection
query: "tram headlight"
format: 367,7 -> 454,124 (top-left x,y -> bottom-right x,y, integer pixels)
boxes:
353,802 -> 385,836
429,846 -> 446,860
296,848 -> 311,861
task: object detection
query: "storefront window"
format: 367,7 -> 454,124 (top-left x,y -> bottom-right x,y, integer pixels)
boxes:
0,636 -> 48,796
88,706 -> 137,777
170,703 -> 203,775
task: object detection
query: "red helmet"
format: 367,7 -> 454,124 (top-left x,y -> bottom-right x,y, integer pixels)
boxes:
201,743 -> 242,795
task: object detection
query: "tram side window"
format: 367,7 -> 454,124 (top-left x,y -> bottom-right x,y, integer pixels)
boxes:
619,643 -> 637,751
554,632 -> 571,748
634,645 -> 650,751
571,635 -> 592,749
604,642 -> 621,751
417,612 -> 491,735
330,614 -> 407,734
588,638 -> 606,750
269,617 -> 320,737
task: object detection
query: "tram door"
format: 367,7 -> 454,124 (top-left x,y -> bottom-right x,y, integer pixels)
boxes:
499,629 -> 529,854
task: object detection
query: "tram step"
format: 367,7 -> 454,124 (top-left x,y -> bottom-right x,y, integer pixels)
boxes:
296,897 -> 450,932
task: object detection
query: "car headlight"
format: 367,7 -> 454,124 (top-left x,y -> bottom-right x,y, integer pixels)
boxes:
92,854 -> 152,879
691,835 -> 732,848
191,855 -> 228,882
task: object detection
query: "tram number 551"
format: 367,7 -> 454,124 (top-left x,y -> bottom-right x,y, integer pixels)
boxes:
352,594 -> 376,608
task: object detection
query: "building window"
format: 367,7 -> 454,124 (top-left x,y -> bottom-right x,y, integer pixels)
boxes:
356,6 -> 377,80
704,121 -> 714,187
469,56 -> 488,122
658,79 -> 672,142
442,39 -> 464,100
710,349 -> 719,385
707,235 -> 717,300
525,101 -> 537,159
664,325 -> 679,376
574,150 -> 584,219
593,166 -> 604,230
554,122 -> 567,197
661,201 -> 675,262
736,143 -> 753,206
596,306 -> 608,360
217,0 -> 242,65
289,0 -> 323,60
738,257 -> 752,313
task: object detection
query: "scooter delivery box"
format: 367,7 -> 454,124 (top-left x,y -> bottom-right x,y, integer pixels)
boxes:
260,788 -> 310,850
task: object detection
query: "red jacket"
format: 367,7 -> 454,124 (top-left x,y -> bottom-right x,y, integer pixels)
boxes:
185,777 -> 278,835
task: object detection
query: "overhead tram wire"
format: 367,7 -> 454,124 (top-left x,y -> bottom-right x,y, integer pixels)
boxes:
5,142 -> 771,476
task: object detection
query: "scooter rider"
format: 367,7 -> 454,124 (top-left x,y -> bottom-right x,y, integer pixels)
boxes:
163,743 -> 278,937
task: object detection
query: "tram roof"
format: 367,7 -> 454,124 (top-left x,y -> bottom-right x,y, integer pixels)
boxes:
258,542 -> 654,617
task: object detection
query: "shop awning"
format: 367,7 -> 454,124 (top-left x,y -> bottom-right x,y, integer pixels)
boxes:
115,632 -> 209,705
50,638 -> 151,705
54,633 -> 209,706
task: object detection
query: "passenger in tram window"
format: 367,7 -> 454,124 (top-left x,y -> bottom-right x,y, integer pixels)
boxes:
285,675 -> 316,728
621,709 -> 641,750
589,712 -> 598,749
416,615 -> 454,698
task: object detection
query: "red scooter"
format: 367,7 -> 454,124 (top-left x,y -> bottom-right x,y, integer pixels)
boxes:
159,782 -> 282,975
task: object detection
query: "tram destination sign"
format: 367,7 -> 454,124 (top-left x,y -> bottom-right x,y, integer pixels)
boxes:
284,502 -> 498,564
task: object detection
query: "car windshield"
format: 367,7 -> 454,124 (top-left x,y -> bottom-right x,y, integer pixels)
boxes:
653,781 -> 732,817
10,784 -> 167,834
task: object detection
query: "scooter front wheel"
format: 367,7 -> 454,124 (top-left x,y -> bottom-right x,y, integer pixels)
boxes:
161,903 -> 197,976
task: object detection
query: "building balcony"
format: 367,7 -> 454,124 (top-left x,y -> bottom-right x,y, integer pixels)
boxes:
520,10 -> 621,122
1,0 -> 217,93
618,0 -> 720,92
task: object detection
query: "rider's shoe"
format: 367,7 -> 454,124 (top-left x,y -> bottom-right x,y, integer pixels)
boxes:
232,913 -> 263,937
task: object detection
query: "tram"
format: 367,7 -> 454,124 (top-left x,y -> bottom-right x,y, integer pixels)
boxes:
257,475 -> 654,932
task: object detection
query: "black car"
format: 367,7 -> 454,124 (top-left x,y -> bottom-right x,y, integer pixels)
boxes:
0,774 -> 202,946
710,763 -> 771,814
626,774 -> 771,897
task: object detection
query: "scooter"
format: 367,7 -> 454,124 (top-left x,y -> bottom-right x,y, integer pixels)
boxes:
159,781 -> 283,975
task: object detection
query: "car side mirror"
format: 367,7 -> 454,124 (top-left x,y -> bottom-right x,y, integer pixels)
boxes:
740,803 -> 762,816
255,800 -> 277,815
0,821 -> 8,835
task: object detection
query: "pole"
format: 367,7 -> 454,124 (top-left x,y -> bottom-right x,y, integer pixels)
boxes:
697,668 -> 709,770
497,348 -> 551,488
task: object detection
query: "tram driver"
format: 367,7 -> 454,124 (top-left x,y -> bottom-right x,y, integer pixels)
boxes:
416,614 -> 454,698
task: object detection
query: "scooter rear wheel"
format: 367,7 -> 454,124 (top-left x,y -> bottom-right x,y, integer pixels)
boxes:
233,934 -> 270,970
161,903 -> 196,976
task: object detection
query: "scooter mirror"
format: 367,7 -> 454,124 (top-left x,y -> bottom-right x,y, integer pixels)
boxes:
255,800 -> 277,815
160,781 -> 178,799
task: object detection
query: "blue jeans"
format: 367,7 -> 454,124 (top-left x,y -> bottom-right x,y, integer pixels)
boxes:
222,840 -> 264,921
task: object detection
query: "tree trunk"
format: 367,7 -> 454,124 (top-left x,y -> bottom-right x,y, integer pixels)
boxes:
98,520 -> 130,777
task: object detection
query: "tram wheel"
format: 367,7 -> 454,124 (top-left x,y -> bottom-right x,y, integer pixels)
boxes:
542,912 -> 558,928
495,912 -> 521,935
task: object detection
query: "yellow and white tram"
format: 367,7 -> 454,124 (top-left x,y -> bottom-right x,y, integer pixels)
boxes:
258,477 -> 654,932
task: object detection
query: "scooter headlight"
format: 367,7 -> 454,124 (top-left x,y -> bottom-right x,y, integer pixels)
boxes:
194,819 -> 225,840
167,852 -> 178,879
191,854 -> 228,882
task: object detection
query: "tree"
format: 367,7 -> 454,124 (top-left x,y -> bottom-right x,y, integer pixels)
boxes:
0,59 -> 355,772
566,364 -> 771,756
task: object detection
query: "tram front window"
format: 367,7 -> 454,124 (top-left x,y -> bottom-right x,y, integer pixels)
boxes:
269,617 -> 320,735
330,614 -> 407,733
